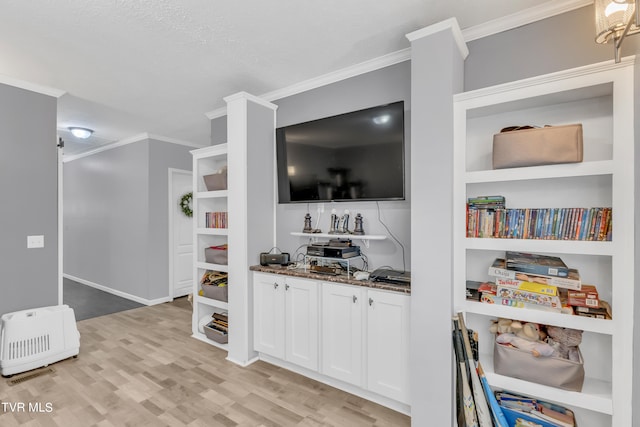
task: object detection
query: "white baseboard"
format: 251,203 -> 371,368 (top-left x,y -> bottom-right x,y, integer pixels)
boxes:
258,354 -> 411,416
63,274 -> 171,306
226,355 -> 260,367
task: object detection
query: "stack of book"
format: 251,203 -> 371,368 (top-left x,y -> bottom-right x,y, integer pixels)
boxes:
496,391 -> 576,427
466,195 -> 612,241
483,252 -> 580,313
205,211 -> 228,228
206,311 -> 228,335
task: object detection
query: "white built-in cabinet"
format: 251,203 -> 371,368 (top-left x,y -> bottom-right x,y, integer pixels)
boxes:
253,273 -> 319,371
453,58 -> 635,427
191,144 -> 229,351
322,283 -> 410,404
255,272 -> 411,408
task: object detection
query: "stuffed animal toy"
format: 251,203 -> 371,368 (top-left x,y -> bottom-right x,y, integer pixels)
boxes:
489,318 -> 523,335
495,333 -> 555,357
546,325 -> 583,362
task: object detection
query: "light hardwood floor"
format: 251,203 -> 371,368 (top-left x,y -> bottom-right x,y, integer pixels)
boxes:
0,299 -> 410,426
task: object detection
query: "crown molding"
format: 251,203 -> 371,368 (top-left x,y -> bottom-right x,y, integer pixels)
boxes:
63,132 -> 204,162
205,49 -> 411,119
0,74 -> 65,98
205,0 -> 590,120
405,17 -> 469,59
223,91 -> 278,110
462,0 -> 592,42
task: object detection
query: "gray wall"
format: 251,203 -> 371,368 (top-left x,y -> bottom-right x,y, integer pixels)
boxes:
0,84 -> 58,316
409,28 -> 464,426
64,138 -> 192,301
147,140 -> 193,299
274,61 -> 412,271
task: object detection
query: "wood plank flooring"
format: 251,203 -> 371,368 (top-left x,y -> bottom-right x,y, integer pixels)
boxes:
0,299 -> 410,426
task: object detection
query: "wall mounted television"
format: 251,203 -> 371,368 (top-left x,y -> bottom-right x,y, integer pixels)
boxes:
276,101 -> 405,203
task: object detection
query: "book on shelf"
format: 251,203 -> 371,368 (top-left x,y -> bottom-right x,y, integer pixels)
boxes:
495,278 -> 557,296
505,251 -> 569,278
496,392 -> 575,427
495,286 -> 562,309
488,259 -> 581,290
573,300 -> 611,319
465,206 -> 612,241
481,293 -> 562,313
567,285 -> 599,308
205,211 -> 228,228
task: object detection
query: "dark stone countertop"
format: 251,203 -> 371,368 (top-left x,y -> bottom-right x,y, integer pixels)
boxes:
249,265 -> 411,294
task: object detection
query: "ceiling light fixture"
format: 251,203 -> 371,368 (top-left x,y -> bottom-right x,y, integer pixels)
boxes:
595,0 -> 640,62
68,127 -> 93,139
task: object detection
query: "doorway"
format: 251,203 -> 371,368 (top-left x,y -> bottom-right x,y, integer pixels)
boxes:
169,168 -> 193,299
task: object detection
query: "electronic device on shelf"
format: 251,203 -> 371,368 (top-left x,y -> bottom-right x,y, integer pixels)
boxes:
306,243 -> 361,258
275,101 -> 405,203
259,252 -> 290,266
370,268 -> 411,285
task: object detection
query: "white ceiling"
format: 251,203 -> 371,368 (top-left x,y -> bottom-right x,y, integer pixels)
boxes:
0,0 -> 582,156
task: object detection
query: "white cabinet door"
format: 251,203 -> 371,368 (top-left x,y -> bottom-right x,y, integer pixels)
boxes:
321,282 -> 364,386
253,273 -> 285,359
367,289 -> 410,404
285,278 -> 319,371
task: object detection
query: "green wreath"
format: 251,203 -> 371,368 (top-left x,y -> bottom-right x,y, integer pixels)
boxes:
179,192 -> 193,217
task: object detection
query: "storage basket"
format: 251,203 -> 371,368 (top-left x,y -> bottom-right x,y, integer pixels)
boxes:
492,124 -> 583,169
203,321 -> 228,344
203,170 -> 227,191
201,284 -> 228,302
205,245 -> 228,265
493,340 -> 584,391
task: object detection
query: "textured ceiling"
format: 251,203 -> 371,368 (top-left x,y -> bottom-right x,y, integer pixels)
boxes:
0,0 -> 564,155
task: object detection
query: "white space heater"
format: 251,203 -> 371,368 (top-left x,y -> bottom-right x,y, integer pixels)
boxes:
0,304 -> 80,376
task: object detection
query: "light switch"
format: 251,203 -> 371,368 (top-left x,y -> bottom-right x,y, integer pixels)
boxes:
27,235 -> 44,248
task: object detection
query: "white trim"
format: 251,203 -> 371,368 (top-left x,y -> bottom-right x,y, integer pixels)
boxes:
205,1 -> 589,120
0,73 -> 65,98
57,137 -> 64,305
62,132 -> 204,163
63,274 -> 171,306
225,355 -> 260,367
168,168 -> 193,301
454,55 -> 635,102
205,49 -> 410,119
223,91 -> 278,110
405,17 -> 469,59
146,133 -> 204,149
462,0 -> 592,42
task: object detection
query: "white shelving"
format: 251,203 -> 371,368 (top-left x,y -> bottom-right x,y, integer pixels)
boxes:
290,231 -> 387,241
191,143 -> 230,351
452,58 -> 635,427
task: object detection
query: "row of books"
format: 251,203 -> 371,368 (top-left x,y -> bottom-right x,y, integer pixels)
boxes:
467,200 -> 612,241
205,211 -> 228,228
451,312 -> 577,427
466,252 -> 612,319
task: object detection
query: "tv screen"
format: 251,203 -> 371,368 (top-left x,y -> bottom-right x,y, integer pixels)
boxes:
276,101 -> 405,203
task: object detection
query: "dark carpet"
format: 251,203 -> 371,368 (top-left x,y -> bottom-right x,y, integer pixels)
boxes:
63,278 -> 145,321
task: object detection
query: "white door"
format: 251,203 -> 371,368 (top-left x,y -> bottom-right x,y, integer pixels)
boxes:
253,273 -> 286,359
170,169 -> 193,298
285,278 -> 319,371
367,289 -> 410,403
321,282 -> 364,386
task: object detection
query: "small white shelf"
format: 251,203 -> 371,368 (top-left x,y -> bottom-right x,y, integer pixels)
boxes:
196,190 -> 228,199
197,227 -> 228,236
194,294 -> 229,310
290,232 -> 386,240
460,300 -> 615,335
464,237 -> 613,256
191,331 -> 229,351
465,160 -> 614,183
196,261 -> 229,273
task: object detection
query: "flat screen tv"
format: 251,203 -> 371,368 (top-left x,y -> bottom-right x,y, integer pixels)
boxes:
276,101 -> 405,203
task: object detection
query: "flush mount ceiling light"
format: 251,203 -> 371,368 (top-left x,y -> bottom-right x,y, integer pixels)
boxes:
68,127 -> 93,139
595,0 -> 640,62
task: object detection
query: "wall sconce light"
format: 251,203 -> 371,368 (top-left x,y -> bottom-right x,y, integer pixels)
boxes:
595,0 -> 640,62
68,127 -> 94,139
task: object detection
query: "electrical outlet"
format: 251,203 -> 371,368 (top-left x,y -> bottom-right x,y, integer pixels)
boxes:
27,235 -> 44,248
